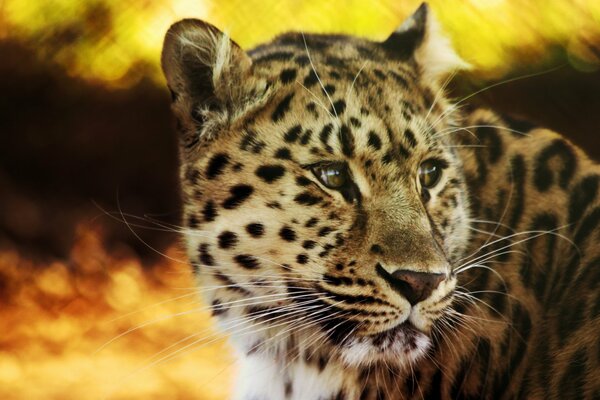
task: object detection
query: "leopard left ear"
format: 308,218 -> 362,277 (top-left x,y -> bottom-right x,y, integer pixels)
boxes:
381,3 -> 470,82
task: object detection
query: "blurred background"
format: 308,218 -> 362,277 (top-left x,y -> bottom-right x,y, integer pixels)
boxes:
0,0 -> 599,398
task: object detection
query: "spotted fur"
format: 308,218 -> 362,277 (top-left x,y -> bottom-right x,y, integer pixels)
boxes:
162,3 -> 600,399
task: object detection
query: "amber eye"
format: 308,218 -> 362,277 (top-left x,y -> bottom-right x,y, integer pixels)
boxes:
312,163 -> 349,189
418,159 -> 444,188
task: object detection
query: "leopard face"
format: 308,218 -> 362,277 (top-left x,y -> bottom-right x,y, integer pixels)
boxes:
162,5 -> 471,368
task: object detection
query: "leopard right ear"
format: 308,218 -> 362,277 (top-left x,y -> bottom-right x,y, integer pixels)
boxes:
161,19 -> 253,150
381,3 -> 469,84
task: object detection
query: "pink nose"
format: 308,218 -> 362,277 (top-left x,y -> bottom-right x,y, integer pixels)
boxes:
376,264 -> 445,305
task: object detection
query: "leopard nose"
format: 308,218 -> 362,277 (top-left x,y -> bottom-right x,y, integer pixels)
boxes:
376,264 -> 445,305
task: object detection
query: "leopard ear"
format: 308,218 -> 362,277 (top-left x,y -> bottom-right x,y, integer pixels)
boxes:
381,3 -> 469,82
161,19 -> 253,149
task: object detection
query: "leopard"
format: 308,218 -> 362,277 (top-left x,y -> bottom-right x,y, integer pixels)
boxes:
160,3 -> 600,399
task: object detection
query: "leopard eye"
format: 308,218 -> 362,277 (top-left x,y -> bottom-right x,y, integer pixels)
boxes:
312,163 -> 349,189
418,159 -> 444,188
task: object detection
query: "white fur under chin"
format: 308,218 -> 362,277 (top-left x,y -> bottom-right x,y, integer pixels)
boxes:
233,354 -> 347,400
339,330 -> 431,368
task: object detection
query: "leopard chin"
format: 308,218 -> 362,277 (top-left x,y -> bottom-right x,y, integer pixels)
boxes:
339,321 -> 431,368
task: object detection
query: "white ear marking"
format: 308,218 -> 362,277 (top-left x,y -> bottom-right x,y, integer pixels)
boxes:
414,6 -> 471,83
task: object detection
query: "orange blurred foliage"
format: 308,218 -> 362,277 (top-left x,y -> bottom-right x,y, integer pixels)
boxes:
0,224 -> 233,399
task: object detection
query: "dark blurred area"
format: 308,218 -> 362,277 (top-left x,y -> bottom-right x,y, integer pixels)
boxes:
1,27 -> 599,262
0,40 -> 180,261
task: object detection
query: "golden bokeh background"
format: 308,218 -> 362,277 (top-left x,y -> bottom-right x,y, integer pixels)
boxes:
3,0 -> 600,86
0,1 -> 599,399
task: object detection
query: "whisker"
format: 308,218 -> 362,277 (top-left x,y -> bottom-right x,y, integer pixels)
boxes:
301,32 -> 339,124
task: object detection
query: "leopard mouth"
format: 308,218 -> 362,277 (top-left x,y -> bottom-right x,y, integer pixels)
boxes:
338,320 -> 431,367
369,320 -> 422,344
365,319 -> 430,354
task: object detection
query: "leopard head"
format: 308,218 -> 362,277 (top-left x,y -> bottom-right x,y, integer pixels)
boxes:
162,3 -> 471,368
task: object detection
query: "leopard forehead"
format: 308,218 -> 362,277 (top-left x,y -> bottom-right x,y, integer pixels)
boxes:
209,32 -> 455,161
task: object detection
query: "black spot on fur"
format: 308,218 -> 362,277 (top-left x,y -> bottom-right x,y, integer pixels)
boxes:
368,131 -> 382,150
280,68 -> 297,84
239,131 -> 266,154
370,244 -> 383,254
199,243 -> 215,266
218,231 -> 238,249
284,125 -> 302,143
235,254 -> 260,269
304,70 -> 319,86
295,55 -> 309,66
300,129 -> 312,145
324,84 -> 336,95
223,185 -> 254,209
558,348 -> 587,400
297,253 -> 309,264
349,117 -> 361,128
202,200 -> 218,222
318,227 -> 333,237
272,93 -> 295,121
302,240 -> 317,249
296,176 -> 312,186
266,201 -> 283,209
404,129 -> 417,148
533,139 -> 577,192
568,175 -> 599,229
306,102 -> 319,118
275,147 -> 292,160
331,100 -> 346,115
305,217 -> 319,227
475,126 -> 503,164
279,226 -> 297,242
295,192 -> 322,205
390,71 -> 410,88
373,69 -> 386,80
319,123 -> 334,146
382,150 -> 394,165
506,155 -> 526,244
284,380 -> 293,397
256,165 -> 286,183
574,206 -> 600,251
246,223 -> 265,237
211,299 -> 227,316
339,124 -> 355,157
206,153 -> 229,179
187,214 -> 199,229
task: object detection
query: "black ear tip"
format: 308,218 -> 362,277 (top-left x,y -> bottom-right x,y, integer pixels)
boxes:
380,2 -> 429,59
414,3 -> 429,24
